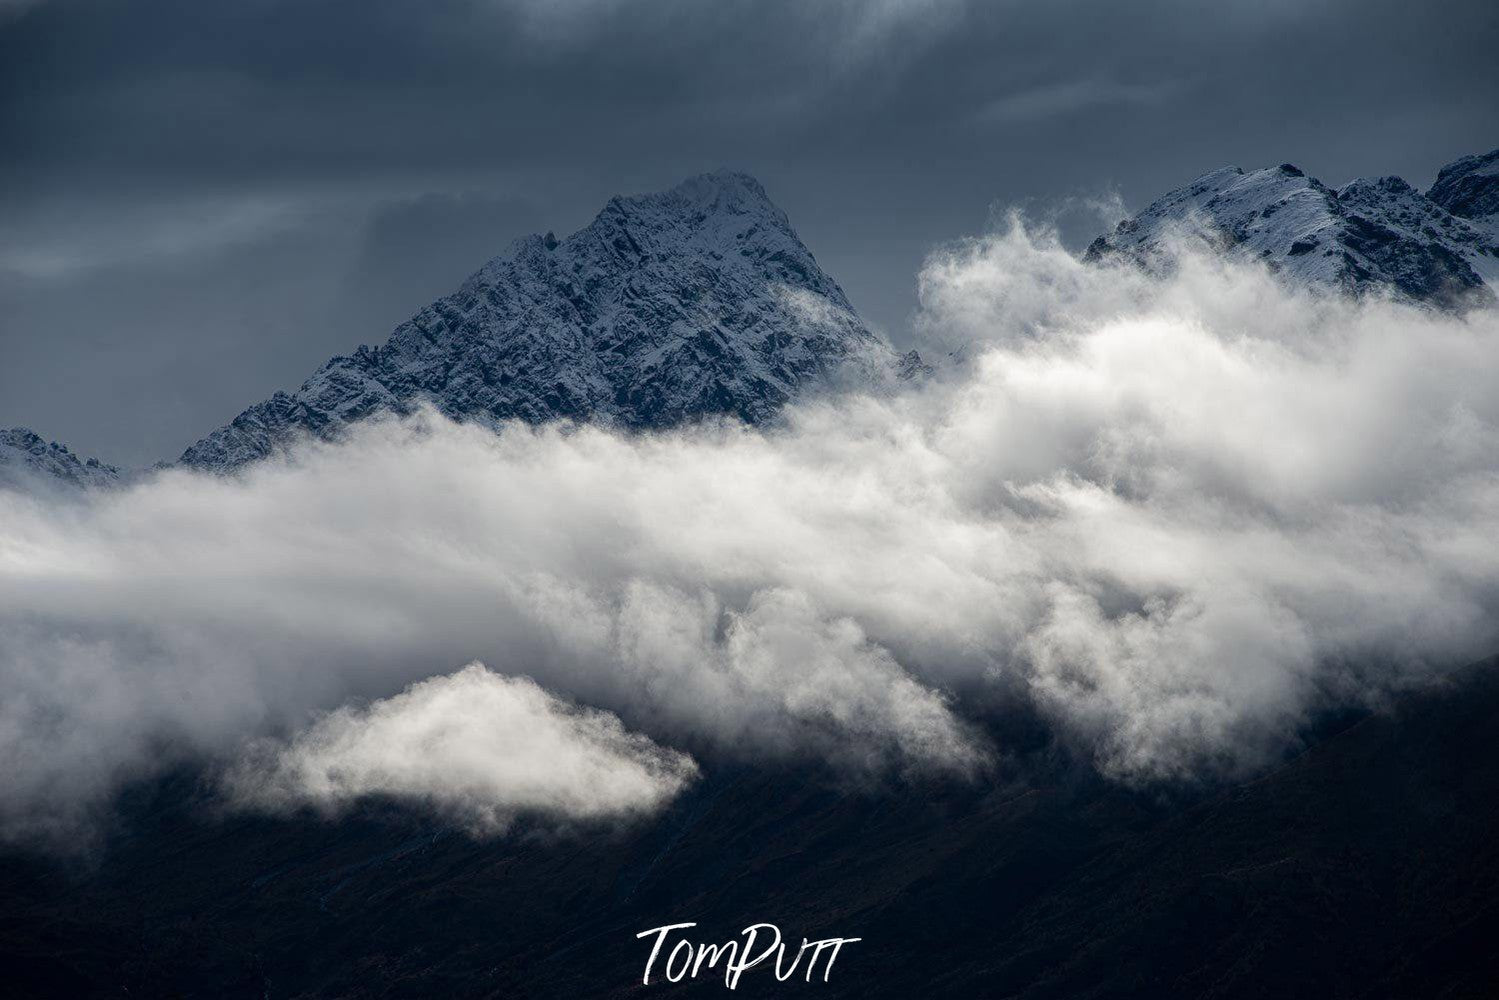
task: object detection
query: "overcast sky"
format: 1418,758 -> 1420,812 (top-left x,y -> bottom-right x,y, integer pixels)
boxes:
2,0 -> 1496,465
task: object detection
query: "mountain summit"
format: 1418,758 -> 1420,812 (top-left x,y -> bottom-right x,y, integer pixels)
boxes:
179,170 -> 892,471
1087,151 -> 1499,307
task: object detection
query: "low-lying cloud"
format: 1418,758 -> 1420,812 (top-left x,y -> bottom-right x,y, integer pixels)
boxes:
3,220 -> 1498,847
225,662 -> 698,833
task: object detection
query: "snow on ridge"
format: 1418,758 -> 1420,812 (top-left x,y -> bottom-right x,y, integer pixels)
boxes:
0,427 -> 122,492
177,170 -> 898,473
1429,147 -> 1499,240
1088,155 -> 1499,308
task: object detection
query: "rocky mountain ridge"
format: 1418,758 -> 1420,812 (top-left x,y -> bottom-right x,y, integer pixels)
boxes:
0,428 -> 121,492
1427,147 -> 1499,235
1086,148 -> 1499,307
176,170 -> 895,472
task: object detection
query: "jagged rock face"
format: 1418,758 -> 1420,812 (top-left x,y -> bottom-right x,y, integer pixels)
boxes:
1333,173 -> 1498,300
1087,159 -> 1499,307
179,171 -> 891,471
1428,148 -> 1499,237
0,428 -> 121,491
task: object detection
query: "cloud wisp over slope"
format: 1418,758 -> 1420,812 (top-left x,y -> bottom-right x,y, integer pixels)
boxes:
3,223 -> 1499,847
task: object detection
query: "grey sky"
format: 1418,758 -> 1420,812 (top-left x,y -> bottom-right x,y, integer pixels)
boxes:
2,0 -> 1496,465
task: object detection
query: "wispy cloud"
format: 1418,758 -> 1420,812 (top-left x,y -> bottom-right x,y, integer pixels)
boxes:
974,79 -> 1178,125
0,195 -> 305,279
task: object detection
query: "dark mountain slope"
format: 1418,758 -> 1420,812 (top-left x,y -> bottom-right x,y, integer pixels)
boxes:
2,661 -> 1497,998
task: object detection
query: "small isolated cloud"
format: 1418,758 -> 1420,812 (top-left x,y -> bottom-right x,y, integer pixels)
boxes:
225,663 -> 698,834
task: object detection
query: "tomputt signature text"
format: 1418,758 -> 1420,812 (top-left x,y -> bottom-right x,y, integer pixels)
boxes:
636,922 -> 861,990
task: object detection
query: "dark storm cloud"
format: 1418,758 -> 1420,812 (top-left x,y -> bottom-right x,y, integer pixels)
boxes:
1,0 -> 1496,463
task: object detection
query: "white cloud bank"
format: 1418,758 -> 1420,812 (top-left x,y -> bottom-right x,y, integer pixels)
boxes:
225,662 -> 698,833
2,218 -> 1498,845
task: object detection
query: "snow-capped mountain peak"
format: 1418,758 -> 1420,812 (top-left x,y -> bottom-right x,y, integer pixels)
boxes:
178,170 -> 894,471
1088,152 -> 1499,307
